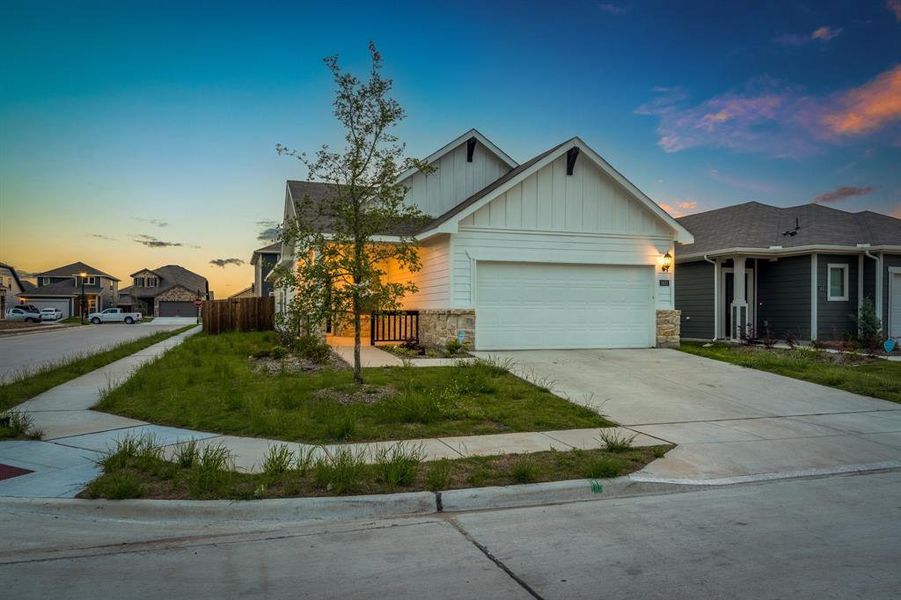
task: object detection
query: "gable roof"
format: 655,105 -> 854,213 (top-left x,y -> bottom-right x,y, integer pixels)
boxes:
250,241 -> 281,265
396,128 -> 518,183
127,265 -> 208,298
676,202 -> 901,259
37,261 -> 119,281
416,137 -> 694,243
0,262 -> 26,292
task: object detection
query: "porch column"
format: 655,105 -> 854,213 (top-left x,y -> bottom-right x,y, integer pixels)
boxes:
731,256 -> 748,340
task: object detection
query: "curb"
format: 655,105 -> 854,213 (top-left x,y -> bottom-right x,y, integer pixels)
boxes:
628,460 -> 901,486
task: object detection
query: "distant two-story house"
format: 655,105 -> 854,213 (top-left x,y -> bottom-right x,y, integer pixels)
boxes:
17,261 -> 119,318
0,262 -> 27,318
251,242 -> 281,298
117,265 -> 210,317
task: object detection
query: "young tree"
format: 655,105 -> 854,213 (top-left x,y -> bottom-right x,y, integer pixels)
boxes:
275,43 -> 429,384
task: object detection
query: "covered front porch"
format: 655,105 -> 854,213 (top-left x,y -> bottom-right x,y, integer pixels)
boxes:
707,252 -> 862,342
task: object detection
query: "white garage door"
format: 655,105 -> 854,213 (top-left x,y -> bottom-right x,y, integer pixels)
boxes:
476,262 -> 654,350
31,298 -> 71,319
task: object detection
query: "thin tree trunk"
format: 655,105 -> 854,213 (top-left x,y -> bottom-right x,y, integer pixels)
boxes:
353,294 -> 362,384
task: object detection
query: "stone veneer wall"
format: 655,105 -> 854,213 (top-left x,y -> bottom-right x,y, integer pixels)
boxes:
656,309 -> 681,348
418,309 -> 475,349
153,286 -> 199,316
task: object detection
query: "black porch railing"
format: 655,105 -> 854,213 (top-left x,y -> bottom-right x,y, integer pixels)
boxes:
370,310 -> 419,345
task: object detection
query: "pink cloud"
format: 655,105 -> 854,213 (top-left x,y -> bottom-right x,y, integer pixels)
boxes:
774,25 -> 842,46
888,0 -> 901,22
659,200 -> 699,217
637,65 -> 901,157
821,64 -> 901,135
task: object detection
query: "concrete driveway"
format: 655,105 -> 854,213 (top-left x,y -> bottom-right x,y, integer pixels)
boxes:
0,323 -> 191,382
475,348 -> 901,482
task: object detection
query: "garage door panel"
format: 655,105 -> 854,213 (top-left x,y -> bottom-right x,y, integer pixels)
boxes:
476,262 -> 653,350
30,299 -> 71,319
159,302 -> 196,317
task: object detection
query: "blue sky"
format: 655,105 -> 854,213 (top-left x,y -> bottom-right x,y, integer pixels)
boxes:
1,0 -> 899,295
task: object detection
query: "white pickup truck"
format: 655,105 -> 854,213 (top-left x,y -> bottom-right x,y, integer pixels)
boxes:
88,308 -> 142,325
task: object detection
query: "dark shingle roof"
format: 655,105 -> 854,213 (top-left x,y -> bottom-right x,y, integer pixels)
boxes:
19,279 -> 102,297
127,265 -> 208,298
287,181 -> 435,237
36,261 -> 119,281
677,202 -> 901,258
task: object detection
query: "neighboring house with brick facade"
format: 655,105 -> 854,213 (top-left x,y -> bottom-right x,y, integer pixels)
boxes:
674,202 -> 901,342
118,265 -> 210,317
275,129 -> 692,350
17,261 -> 119,318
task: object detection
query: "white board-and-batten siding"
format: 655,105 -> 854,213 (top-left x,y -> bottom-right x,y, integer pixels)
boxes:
452,156 -> 675,311
403,142 -> 511,218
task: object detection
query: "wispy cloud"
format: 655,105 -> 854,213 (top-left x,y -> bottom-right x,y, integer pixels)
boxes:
209,258 -> 245,268
811,185 -> 875,204
256,220 -> 280,242
659,200 -> 699,217
636,65 -> 901,157
88,233 -> 116,241
821,64 -> 901,135
136,217 -> 168,228
597,2 -> 630,15
774,25 -> 842,46
133,234 -> 197,248
888,0 -> 901,22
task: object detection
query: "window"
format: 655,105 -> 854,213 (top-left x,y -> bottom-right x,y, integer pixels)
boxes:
827,264 -> 849,301
147,277 -> 158,287
40,277 -> 50,286
134,277 -> 145,287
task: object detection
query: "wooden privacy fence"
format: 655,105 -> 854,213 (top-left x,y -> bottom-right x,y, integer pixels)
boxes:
202,296 -> 275,334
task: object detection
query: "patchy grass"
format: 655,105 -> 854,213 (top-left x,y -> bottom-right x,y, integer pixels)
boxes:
680,342 -> 901,403
81,435 -> 669,500
0,325 -> 195,411
97,331 -> 612,443
0,409 -> 43,440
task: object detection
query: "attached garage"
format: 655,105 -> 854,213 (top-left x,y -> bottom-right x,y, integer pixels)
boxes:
158,301 -> 196,317
28,298 -> 72,319
475,262 -> 654,350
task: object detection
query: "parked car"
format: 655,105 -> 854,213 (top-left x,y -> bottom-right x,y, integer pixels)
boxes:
39,308 -> 63,321
88,308 -> 142,325
6,306 -> 42,322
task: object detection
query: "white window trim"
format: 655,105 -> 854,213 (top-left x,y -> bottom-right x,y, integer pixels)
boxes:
827,263 -> 849,302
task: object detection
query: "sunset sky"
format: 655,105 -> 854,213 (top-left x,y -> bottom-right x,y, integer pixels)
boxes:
1,0 -> 899,296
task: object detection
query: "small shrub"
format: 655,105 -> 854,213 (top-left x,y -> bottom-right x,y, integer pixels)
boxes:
294,333 -> 332,364
375,442 -> 423,488
784,331 -> 798,349
102,435 -> 163,471
426,459 -> 452,491
653,446 -> 667,459
509,457 -> 538,484
313,448 -> 366,494
597,429 -> 636,453
852,297 -> 882,351
295,446 -> 318,476
445,338 -> 465,355
0,409 -> 42,440
85,472 -> 144,499
584,456 -> 626,478
261,444 -> 295,479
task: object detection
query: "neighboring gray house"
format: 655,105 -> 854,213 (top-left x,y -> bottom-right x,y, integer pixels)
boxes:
674,202 -> 901,342
118,265 -> 209,317
251,242 -> 280,298
18,261 -> 119,318
0,262 -> 26,318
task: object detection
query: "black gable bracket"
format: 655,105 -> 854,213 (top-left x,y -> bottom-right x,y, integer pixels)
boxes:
466,137 -> 477,162
566,147 -> 580,176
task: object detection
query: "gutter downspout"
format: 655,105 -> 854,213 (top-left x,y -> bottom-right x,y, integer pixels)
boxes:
704,255 -> 718,340
864,250 -> 882,328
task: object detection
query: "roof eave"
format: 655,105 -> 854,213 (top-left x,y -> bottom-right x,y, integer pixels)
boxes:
677,244 -> 901,261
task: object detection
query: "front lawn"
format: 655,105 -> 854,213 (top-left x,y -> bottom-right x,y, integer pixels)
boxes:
97,331 -> 612,443
680,342 -> 901,403
0,325 -> 195,411
81,436 -> 667,500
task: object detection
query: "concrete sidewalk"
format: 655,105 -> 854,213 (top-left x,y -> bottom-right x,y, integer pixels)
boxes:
0,328 -> 664,498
